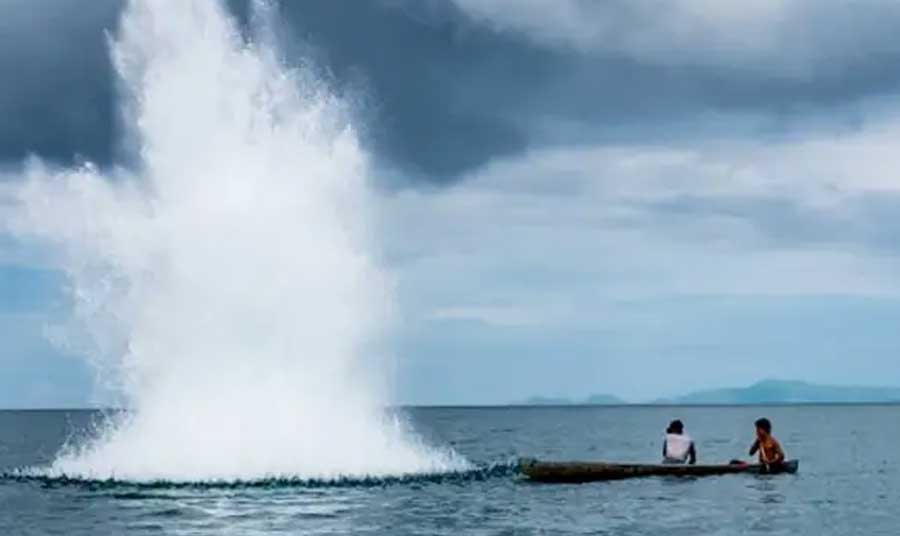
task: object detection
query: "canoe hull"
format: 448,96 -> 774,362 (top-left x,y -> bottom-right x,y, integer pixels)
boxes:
519,459 -> 799,483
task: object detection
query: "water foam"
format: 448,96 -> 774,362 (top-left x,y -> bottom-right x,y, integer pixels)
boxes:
2,459 -> 519,489
5,0 -> 466,481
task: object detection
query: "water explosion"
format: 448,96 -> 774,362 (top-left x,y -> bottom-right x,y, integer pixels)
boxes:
6,0 -> 463,481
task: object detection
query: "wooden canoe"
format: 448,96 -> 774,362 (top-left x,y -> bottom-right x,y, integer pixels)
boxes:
519,458 -> 799,483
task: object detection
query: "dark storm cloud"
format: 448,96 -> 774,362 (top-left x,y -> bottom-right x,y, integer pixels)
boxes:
272,0 -> 900,180
0,0 -> 120,167
257,2 -> 891,181
4,0 -> 900,182
269,0 -> 546,182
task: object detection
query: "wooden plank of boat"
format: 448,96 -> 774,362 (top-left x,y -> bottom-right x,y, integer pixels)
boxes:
519,458 -> 799,483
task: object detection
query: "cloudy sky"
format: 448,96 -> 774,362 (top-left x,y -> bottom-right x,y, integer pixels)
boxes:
3,0 -> 900,406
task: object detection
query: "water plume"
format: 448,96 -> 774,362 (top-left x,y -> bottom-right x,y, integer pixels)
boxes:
5,0 -> 464,481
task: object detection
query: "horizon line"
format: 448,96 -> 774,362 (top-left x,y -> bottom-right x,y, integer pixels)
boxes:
3,401 -> 900,412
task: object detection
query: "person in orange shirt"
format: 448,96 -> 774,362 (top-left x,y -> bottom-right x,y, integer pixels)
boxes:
749,417 -> 785,468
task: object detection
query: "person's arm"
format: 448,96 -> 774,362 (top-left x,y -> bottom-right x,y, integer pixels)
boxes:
749,439 -> 759,456
662,440 -> 667,459
688,442 -> 697,465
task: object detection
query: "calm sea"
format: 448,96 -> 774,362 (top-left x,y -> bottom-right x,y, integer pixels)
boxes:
1,405 -> 897,535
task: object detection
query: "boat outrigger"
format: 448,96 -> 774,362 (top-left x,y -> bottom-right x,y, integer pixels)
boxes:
519,458 -> 799,483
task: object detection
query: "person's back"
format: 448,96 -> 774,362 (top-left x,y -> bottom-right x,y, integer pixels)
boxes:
662,420 -> 697,464
749,417 -> 785,466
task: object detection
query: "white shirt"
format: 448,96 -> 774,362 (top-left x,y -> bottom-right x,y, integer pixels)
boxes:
664,433 -> 693,463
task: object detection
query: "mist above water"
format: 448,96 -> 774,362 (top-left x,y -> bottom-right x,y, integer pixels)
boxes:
5,0 -> 463,481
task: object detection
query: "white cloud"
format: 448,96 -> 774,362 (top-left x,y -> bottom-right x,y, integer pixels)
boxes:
451,0 -> 900,74
382,111 -> 900,328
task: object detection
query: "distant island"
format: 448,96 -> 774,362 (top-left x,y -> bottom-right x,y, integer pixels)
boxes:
654,379 -> 900,405
521,394 -> 626,406
585,394 -> 626,405
523,396 -> 575,405
521,379 -> 900,406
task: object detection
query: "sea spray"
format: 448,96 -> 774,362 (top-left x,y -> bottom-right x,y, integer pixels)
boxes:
5,0 -> 466,481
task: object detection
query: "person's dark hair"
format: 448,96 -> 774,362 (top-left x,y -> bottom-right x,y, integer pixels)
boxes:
667,419 -> 684,434
754,418 -> 772,433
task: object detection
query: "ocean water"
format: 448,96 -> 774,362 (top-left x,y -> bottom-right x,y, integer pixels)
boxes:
1,405 -> 898,535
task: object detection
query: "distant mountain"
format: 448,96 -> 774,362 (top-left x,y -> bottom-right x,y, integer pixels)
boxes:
524,396 -> 574,405
521,394 -> 625,406
520,380 -> 900,406
658,379 -> 900,405
584,394 -> 626,405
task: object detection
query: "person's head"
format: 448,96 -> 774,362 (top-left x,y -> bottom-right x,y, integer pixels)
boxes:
667,419 -> 684,435
755,418 -> 772,438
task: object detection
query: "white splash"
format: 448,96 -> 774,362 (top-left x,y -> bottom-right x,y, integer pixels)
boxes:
6,0 -> 465,481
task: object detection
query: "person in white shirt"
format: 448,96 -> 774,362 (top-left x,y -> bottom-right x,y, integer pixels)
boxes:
662,419 -> 697,464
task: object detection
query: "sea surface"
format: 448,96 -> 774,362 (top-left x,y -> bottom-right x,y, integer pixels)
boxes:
1,405 -> 897,535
